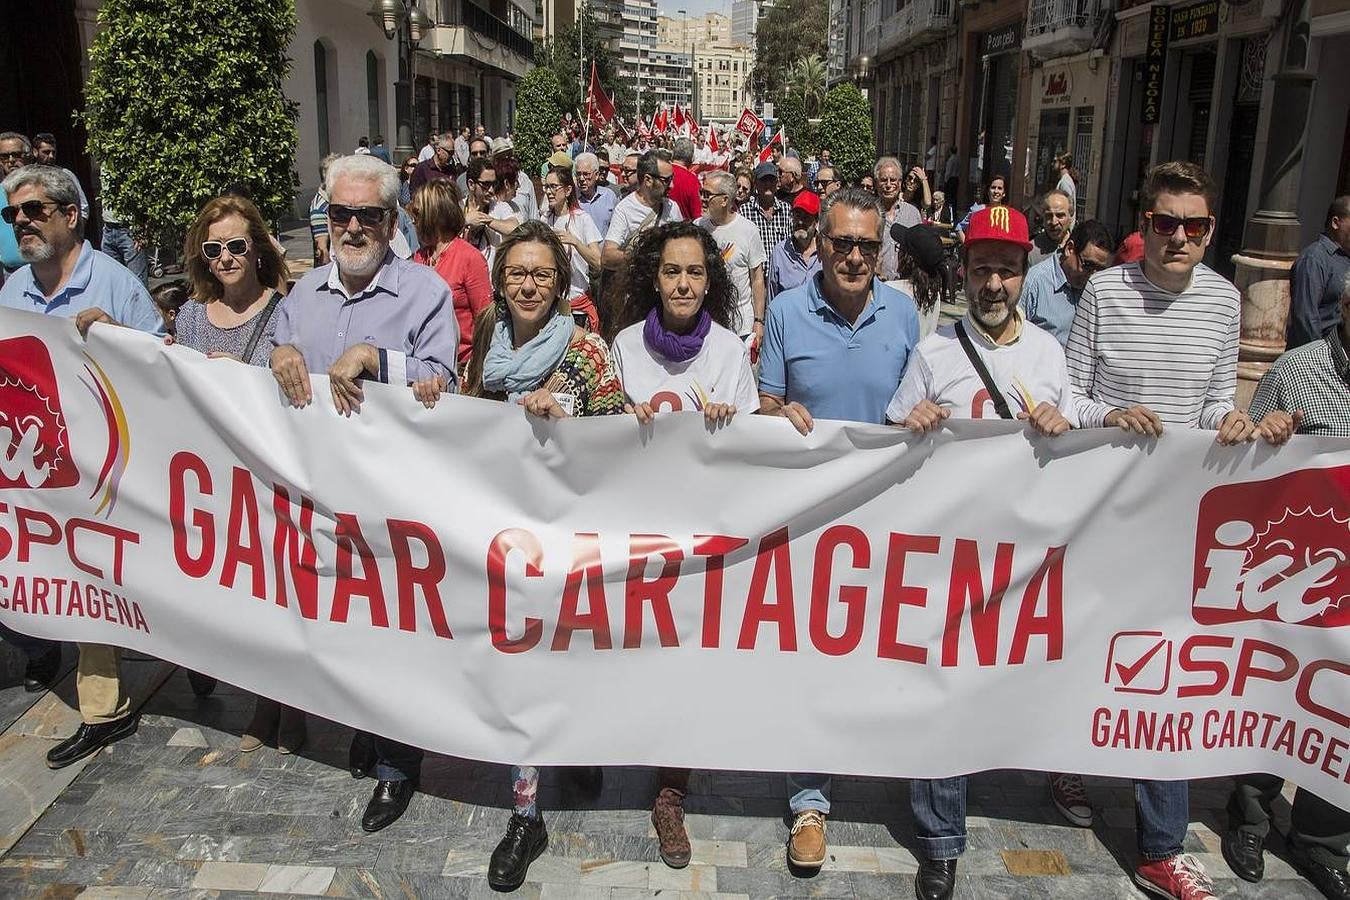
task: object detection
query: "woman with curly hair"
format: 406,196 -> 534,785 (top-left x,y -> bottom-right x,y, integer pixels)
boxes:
611,221 -> 756,430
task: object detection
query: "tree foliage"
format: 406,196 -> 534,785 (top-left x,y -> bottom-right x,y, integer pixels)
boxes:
819,83 -> 874,183
775,92 -> 815,159
513,68 -> 568,176
751,0 -> 828,105
536,7 -> 637,124
83,0 -> 299,239
786,54 -> 827,118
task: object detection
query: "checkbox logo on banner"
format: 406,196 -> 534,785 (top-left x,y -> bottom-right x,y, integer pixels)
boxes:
1105,631 -> 1172,695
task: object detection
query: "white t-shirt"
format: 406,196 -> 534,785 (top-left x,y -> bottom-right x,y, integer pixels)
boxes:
886,315 -> 1079,425
605,192 -> 683,249
542,207 -> 602,298
611,320 -> 759,413
417,143 -> 435,162
697,213 -> 765,336
467,198 -> 520,269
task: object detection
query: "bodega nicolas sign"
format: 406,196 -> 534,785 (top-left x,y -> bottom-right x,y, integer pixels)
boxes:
1,310 -> 1347,802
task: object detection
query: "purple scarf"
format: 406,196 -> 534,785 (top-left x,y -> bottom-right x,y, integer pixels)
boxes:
643,307 -> 711,362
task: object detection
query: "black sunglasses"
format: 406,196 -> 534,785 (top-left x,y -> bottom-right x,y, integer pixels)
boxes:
327,204 -> 391,228
822,232 -> 882,258
472,178 -> 498,189
201,237 -> 250,260
1,200 -> 64,223
1145,212 -> 1212,240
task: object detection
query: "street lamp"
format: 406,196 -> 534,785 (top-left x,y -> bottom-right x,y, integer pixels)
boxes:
368,0 -> 433,157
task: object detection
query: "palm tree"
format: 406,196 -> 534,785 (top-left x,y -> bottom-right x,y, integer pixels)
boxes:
786,54 -> 828,117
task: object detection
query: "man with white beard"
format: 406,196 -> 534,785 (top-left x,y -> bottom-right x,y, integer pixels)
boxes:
269,153 -> 458,833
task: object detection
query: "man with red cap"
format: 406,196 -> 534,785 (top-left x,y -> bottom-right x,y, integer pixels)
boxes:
767,190 -> 822,302
886,204 -> 1077,900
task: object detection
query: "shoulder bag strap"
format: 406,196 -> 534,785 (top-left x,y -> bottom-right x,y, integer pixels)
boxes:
242,292 -> 283,365
954,320 -> 1013,420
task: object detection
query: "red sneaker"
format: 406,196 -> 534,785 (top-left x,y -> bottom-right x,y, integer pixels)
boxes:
1134,854 -> 1218,900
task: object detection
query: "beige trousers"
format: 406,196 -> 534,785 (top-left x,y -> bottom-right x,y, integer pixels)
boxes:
75,644 -> 129,724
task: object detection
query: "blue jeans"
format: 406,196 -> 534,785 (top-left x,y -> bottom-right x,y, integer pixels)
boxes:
909,776 -> 1189,861
101,223 -> 148,286
373,737 -> 422,782
0,622 -> 57,659
788,773 -> 831,814
911,777 -> 967,859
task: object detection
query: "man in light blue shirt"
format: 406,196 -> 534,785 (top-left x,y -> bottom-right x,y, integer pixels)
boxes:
0,163 -> 161,773
0,164 -> 162,333
574,152 -> 616,237
757,186 -> 921,873
759,186 -> 920,432
1019,218 -> 1116,346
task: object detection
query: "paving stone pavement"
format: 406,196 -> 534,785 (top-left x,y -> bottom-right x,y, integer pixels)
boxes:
0,645 -> 1330,899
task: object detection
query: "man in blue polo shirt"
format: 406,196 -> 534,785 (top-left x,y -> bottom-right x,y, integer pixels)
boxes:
756,185 -> 920,871
0,163 -> 162,772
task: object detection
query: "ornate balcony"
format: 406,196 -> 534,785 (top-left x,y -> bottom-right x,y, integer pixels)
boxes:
1023,0 -> 1107,61
426,0 -> 534,79
877,0 -> 955,58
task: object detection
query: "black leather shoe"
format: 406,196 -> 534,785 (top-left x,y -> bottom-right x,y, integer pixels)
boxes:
360,779 -> 416,832
349,731 -> 377,778
488,812 -> 548,891
914,857 -> 957,900
23,645 -> 62,693
1221,819 -> 1265,882
1288,839 -> 1350,900
186,670 -> 217,697
46,716 -> 138,769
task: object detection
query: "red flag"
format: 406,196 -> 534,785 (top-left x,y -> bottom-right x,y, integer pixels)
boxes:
672,104 -> 686,136
735,107 -> 765,142
637,115 -> 651,140
707,124 -> 720,153
654,106 -> 669,136
584,62 -> 615,128
757,130 -> 783,164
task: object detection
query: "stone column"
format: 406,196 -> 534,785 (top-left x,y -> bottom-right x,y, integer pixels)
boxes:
1231,0 -> 1315,408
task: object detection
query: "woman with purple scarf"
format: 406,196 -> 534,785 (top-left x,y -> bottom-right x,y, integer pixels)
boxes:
608,222 -> 757,868
611,221 -> 757,432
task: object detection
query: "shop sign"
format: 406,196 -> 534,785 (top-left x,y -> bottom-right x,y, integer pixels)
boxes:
983,22 -> 1022,56
1169,0 -> 1220,42
1142,4 -> 1170,124
1043,67 -> 1072,105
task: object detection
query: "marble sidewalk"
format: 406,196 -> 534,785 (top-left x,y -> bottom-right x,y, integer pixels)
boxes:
0,643 -> 1328,899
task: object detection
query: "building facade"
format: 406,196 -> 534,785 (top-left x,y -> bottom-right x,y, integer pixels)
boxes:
871,0 -> 960,176
694,44 -> 756,121
648,47 -> 694,112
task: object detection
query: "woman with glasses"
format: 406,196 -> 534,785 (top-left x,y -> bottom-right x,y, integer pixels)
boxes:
540,166 -> 603,331
409,180 -> 490,368
463,157 -> 520,268
461,220 -> 620,890
398,155 -> 418,207
174,195 -> 302,752
734,171 -> 752,210
955,175 -> 1009,243
902,165 -> 932,218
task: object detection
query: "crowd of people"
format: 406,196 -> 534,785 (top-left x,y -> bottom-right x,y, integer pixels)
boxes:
0,119 -> 1348,900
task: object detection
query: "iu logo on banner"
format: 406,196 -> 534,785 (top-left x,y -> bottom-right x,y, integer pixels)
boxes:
0,335 -> 129,513
1191,465 -> 1350,628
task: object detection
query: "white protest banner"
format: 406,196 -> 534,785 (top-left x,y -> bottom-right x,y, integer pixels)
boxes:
0,309 -> 1347,806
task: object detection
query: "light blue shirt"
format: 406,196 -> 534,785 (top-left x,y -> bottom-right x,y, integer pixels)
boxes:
273,249 -> 457,385
767,236 -> 822,302
0,240 -> 163,334
1019,253 -> 1079,347
759,273 -> 920,424
579,184 -> 617,238
0,187 -> 21,269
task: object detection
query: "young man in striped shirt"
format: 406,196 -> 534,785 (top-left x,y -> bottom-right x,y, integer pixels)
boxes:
1066,161 -> 1257,900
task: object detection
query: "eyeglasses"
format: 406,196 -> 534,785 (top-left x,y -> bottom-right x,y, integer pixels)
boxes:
0,151 -> 27,163
647,173 -> 673,187
814,178 -> 837,189
1145,212 -> 1213,240
821,232 -> 882,258
621,167 -> 637,177
543,183 -> 563,192
469,149 -> 489,158
472,178 -> 498,189
327,204 -> 391,228
503,266 -> 558,286
1,200 -> 63,223
402,162 -> 417,170
698,190 -> 729,201
201,237 -> 251,260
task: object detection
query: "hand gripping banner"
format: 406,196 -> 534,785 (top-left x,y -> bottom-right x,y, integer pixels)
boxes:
1,309 -> 1347,806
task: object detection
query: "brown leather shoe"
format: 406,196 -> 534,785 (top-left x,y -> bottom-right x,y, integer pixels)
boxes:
651,787 -> 691,868
788,809 -> 827,869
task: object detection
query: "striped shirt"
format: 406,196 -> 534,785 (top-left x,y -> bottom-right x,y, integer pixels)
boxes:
1066,262 -> 1239,429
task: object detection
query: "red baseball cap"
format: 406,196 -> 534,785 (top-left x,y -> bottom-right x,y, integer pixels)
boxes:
792,190 -> 820,217
964,205 -> 1032,252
